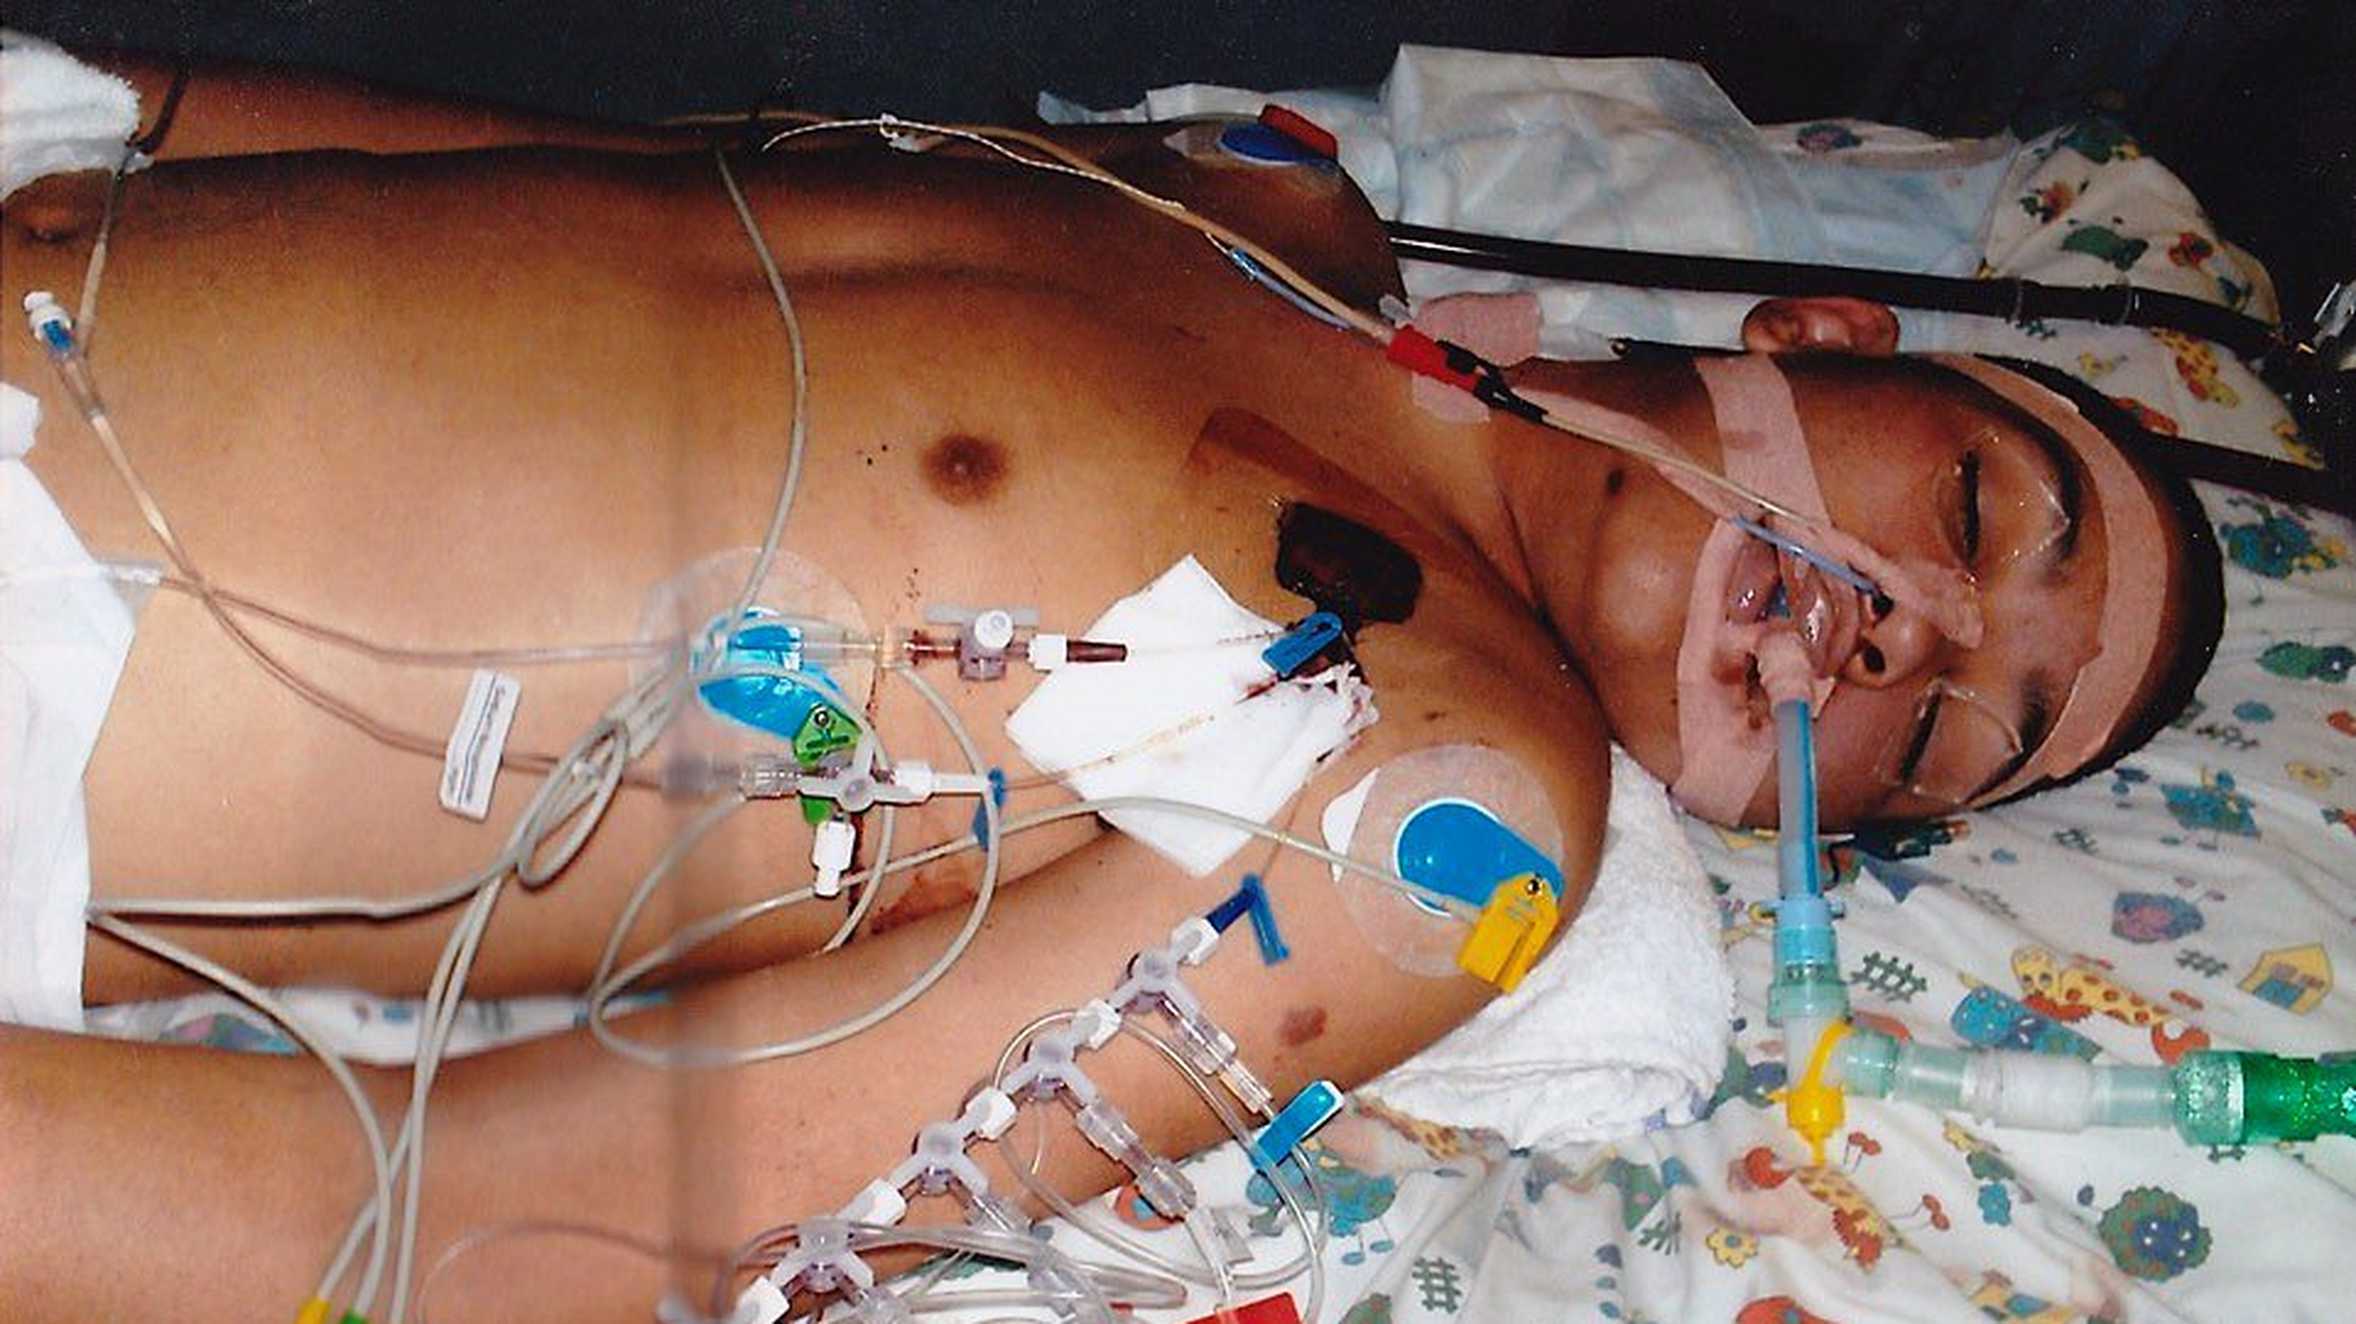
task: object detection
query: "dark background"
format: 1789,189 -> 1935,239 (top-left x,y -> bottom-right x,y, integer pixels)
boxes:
13,1 -> 2351,330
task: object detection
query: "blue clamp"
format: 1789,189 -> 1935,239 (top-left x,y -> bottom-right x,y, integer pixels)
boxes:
1219,122 -> 1321,165
1250,1079 -> 1345,1170
967,768 -> 1007,841
1206,874 -> 1289,965
1261,612 -> 1345,680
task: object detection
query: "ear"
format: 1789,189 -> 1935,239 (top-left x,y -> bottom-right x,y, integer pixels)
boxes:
1740,297 -> 1901,356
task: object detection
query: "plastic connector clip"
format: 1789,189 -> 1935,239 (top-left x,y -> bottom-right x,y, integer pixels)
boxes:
923,603 -> 1040,681
1258,104 -> 1338,160
1250,1079 -> 1345,1170
874,1087 -> 1019,1216
722,1278 -> 789,1324
1456,873 -> 1559,992
758,1217 -> 896,1318
797,737 -> 988,814
1074,1096 -> 1197,1219
22,291 -> 74,357
1206,873 -> 1289,964
1778,1021 -> 1852,1167
999,1002 -> 1121,1104
1110,921 -> 1276,1116
1381,324 -> 1545,422
1262,612 -> 1345,680
811,817 -> 856,898
1383,325 -> 1481,392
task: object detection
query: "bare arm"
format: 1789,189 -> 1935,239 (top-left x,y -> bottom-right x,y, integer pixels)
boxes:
1,812 -> 1515,1322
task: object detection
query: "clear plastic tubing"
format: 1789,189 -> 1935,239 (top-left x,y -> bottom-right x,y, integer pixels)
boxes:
1833,1034 -> 2356,1144
1774,698 -> 1818,903
1768,699 -> 1847,1049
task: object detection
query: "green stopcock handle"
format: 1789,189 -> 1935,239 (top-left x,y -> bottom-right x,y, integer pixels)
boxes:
2174,1050 -> 2356,1145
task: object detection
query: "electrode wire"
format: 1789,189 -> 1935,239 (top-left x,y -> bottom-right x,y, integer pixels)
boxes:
588,662 -> 1002,1069
417,1219 -> 680,1324
590,788 -> 1462,1055
757,115 -> 1386,340
86,913 -> 396,1315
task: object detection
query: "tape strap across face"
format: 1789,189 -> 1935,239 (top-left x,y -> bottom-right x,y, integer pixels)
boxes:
1669,356 -> 1833,822
1930,355 -> 2168,805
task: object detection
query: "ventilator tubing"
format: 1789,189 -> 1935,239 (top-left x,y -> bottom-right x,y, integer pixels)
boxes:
1829,1035 -> 2356,1145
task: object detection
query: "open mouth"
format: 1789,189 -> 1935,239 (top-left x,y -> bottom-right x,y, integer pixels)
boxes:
1717,534 -> 1866,720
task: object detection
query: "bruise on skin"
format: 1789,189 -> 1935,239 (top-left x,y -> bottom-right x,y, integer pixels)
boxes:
921,432 -> 1010,507
867,862 -> 979,936
1278,1005 -> 1328,1048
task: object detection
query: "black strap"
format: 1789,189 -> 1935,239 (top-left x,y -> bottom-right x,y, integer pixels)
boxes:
128,62 -> 191,158
1989,357 -> 2355,519
1385,221 -> 2283,361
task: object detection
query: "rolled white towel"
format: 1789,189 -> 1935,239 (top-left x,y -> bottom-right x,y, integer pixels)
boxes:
1359,746 -> 1734,1147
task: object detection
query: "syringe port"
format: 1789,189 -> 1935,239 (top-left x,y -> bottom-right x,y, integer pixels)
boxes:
22,291 -> 74,357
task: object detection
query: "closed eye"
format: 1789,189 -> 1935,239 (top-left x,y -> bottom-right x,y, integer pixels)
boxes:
1960,450 -> 1982,563
1893,688 -> 1944,784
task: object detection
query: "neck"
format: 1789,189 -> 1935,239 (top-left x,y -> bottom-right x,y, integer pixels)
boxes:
1436,357 -> 1715,663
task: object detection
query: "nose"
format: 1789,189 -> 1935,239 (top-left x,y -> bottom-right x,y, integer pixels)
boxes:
1841,594 -> 1948,686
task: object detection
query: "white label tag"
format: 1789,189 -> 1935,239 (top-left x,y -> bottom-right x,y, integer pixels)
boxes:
439,669 -> 520,821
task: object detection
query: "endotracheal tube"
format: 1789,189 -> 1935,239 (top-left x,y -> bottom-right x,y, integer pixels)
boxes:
1767,697 -> 2356,1167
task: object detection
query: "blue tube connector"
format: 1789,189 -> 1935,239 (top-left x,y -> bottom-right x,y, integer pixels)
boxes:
1765,698 -> 1848,1026
1765,696 -> 1851,1163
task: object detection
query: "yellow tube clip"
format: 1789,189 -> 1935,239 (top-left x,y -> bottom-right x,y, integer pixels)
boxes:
1456,873 -> 1558,993
1775,1021 -> 1853,1167
293,1299 -> 332,1324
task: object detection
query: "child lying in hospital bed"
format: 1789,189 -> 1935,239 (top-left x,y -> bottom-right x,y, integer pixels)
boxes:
0,44 -> 2221,1323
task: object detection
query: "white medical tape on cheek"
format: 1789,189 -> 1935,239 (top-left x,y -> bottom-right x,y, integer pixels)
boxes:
1668,356 -> 1836,821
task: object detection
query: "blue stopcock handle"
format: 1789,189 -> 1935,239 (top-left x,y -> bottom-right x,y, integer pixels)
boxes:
1250,1079 -> 1345,1170
1207,874 -> 1289,965
1262,612 -> 1345,679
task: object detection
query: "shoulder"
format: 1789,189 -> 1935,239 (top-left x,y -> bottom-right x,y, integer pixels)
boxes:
1313,599 -> 1613,911
1080,124 -> 1403,313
